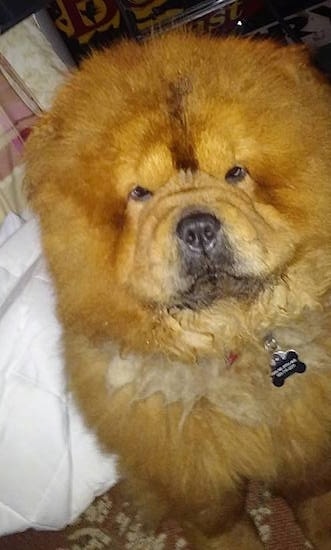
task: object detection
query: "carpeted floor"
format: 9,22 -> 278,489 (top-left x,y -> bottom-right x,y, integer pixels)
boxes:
1,481 -> 313,550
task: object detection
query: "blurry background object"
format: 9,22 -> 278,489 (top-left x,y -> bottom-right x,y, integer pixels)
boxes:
46,0 -> 331,69
0,0 -> 49,33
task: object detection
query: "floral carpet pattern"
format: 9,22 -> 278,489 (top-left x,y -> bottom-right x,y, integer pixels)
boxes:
59,484 -> 191,550
1,481 -> 314,550
246,482 -> 313,550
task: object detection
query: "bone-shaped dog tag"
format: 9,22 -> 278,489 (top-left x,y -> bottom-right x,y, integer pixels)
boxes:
264,335 -> 307,387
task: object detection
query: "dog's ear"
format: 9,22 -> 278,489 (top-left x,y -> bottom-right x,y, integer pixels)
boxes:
269,41 -> 326,85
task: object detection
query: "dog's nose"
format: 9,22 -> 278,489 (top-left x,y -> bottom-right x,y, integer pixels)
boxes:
176,212 -> 221,253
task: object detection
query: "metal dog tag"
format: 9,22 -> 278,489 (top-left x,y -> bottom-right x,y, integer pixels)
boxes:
264,335 -> 306,387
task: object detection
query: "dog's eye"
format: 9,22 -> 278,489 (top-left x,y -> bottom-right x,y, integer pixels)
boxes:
128,185 -> 153,201
225,166 -> 247,184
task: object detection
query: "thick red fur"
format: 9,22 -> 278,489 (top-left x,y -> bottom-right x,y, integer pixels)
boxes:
26,33 -> 331,548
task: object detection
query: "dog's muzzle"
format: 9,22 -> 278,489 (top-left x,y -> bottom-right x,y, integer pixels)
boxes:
173,209 -> 266,310
175,210 -> 235,276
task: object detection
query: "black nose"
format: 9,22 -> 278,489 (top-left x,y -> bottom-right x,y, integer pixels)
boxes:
176,212 -> 221,253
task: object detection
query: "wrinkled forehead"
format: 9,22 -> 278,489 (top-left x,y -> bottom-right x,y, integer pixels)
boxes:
108,79 -> 260,190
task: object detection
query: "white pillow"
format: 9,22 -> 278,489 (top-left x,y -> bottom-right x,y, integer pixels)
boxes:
0,214 -> 118,535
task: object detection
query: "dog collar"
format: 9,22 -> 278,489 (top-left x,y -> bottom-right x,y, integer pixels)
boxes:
226,351 -> 239,367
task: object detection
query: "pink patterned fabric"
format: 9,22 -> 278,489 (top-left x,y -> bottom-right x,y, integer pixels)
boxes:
0,54 -> 41,181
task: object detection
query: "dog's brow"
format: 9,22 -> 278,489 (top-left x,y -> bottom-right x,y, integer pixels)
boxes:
167,76 -> 199,172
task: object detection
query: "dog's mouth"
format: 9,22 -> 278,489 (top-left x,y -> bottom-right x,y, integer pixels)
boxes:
170,213 -> 269,310
170,266 -> 268,311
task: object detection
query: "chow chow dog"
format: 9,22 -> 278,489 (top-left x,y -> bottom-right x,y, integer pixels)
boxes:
26,32 -> 331,548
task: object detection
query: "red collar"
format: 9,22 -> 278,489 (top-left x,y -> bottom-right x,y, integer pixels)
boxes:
227,352 -> 239,366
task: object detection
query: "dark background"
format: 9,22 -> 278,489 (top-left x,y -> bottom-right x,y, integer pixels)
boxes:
0,0 -> 330,74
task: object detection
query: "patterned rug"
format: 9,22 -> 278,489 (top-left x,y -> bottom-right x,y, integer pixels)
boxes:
1,481 -> 314,550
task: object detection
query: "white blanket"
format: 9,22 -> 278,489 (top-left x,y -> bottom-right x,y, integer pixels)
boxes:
0,213 -> 118,535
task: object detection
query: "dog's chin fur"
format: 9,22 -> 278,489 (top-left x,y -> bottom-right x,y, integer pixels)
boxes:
26,32 -> 331,548
171,270 -> 269,310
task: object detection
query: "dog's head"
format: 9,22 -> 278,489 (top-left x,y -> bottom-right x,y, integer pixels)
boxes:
26,33 -> 331,358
